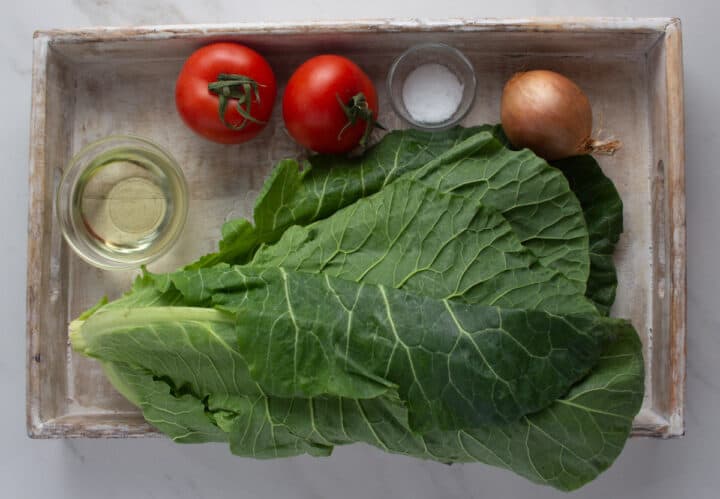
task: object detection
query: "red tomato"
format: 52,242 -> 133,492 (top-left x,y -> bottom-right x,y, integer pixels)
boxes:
282,55 -> 378,154
175,43 -> 277,144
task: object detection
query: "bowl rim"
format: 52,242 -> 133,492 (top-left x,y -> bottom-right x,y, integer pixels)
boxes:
386,42 -> 477,131
55,134 -> 188,270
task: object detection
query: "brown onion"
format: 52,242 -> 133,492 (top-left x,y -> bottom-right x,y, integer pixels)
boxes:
500,70 -> 619,161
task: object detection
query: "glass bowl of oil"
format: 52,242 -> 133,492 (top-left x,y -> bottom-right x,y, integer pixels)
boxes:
56,135 -> 188,270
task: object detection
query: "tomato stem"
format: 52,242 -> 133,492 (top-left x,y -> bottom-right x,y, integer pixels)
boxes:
336,92 -> 377,147
208,73 -> 266,131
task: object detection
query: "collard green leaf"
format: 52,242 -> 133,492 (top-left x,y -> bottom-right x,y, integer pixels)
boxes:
232,329 -> 643,494
491,126 -> 623,314
253,128 -> 485,245
71,307 -> 260,398
209,393 -> 334,458
71,268 -> 642,491
188,129 -> 483,268
101,361 -> 228,443
189,218 -> 258,269
406,132 -> 589,291
196,128 -> 590,294
251,178 -> 596,315
168,266 -> 612,430
553,156 -> 623,315
73,268 -> 613,431
425,322 -> 644,491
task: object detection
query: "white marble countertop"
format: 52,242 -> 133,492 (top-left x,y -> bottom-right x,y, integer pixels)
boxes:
3,1 -> 717,498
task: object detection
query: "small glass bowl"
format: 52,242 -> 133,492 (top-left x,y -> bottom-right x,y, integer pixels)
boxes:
56,135 -> 188,270
387,43 -> 477,131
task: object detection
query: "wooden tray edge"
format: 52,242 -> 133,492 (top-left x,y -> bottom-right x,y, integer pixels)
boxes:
32,17 -> 676,42
26,34 -> 50,439
663,18 -> 686,438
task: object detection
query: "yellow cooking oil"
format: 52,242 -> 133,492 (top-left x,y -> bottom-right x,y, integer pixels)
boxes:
71,147 -> 183,259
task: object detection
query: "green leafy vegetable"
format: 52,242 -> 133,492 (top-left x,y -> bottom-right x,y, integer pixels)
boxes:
553,155 -> 623,314
174,267 -> 619,429
189,128 -> 481,268
491,127 -> 623,314
194,127 -> 590,294
250,178 -> 596,315
70,126 -> 642,491
71,268 -> 642,490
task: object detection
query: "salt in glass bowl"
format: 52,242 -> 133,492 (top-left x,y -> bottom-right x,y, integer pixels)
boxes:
387,43 -> 477,131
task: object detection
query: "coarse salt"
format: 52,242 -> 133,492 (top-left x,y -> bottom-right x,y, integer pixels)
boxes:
402,63 -> 464,124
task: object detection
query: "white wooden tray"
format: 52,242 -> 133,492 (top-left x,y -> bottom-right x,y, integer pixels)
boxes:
26,18 -> 686,438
